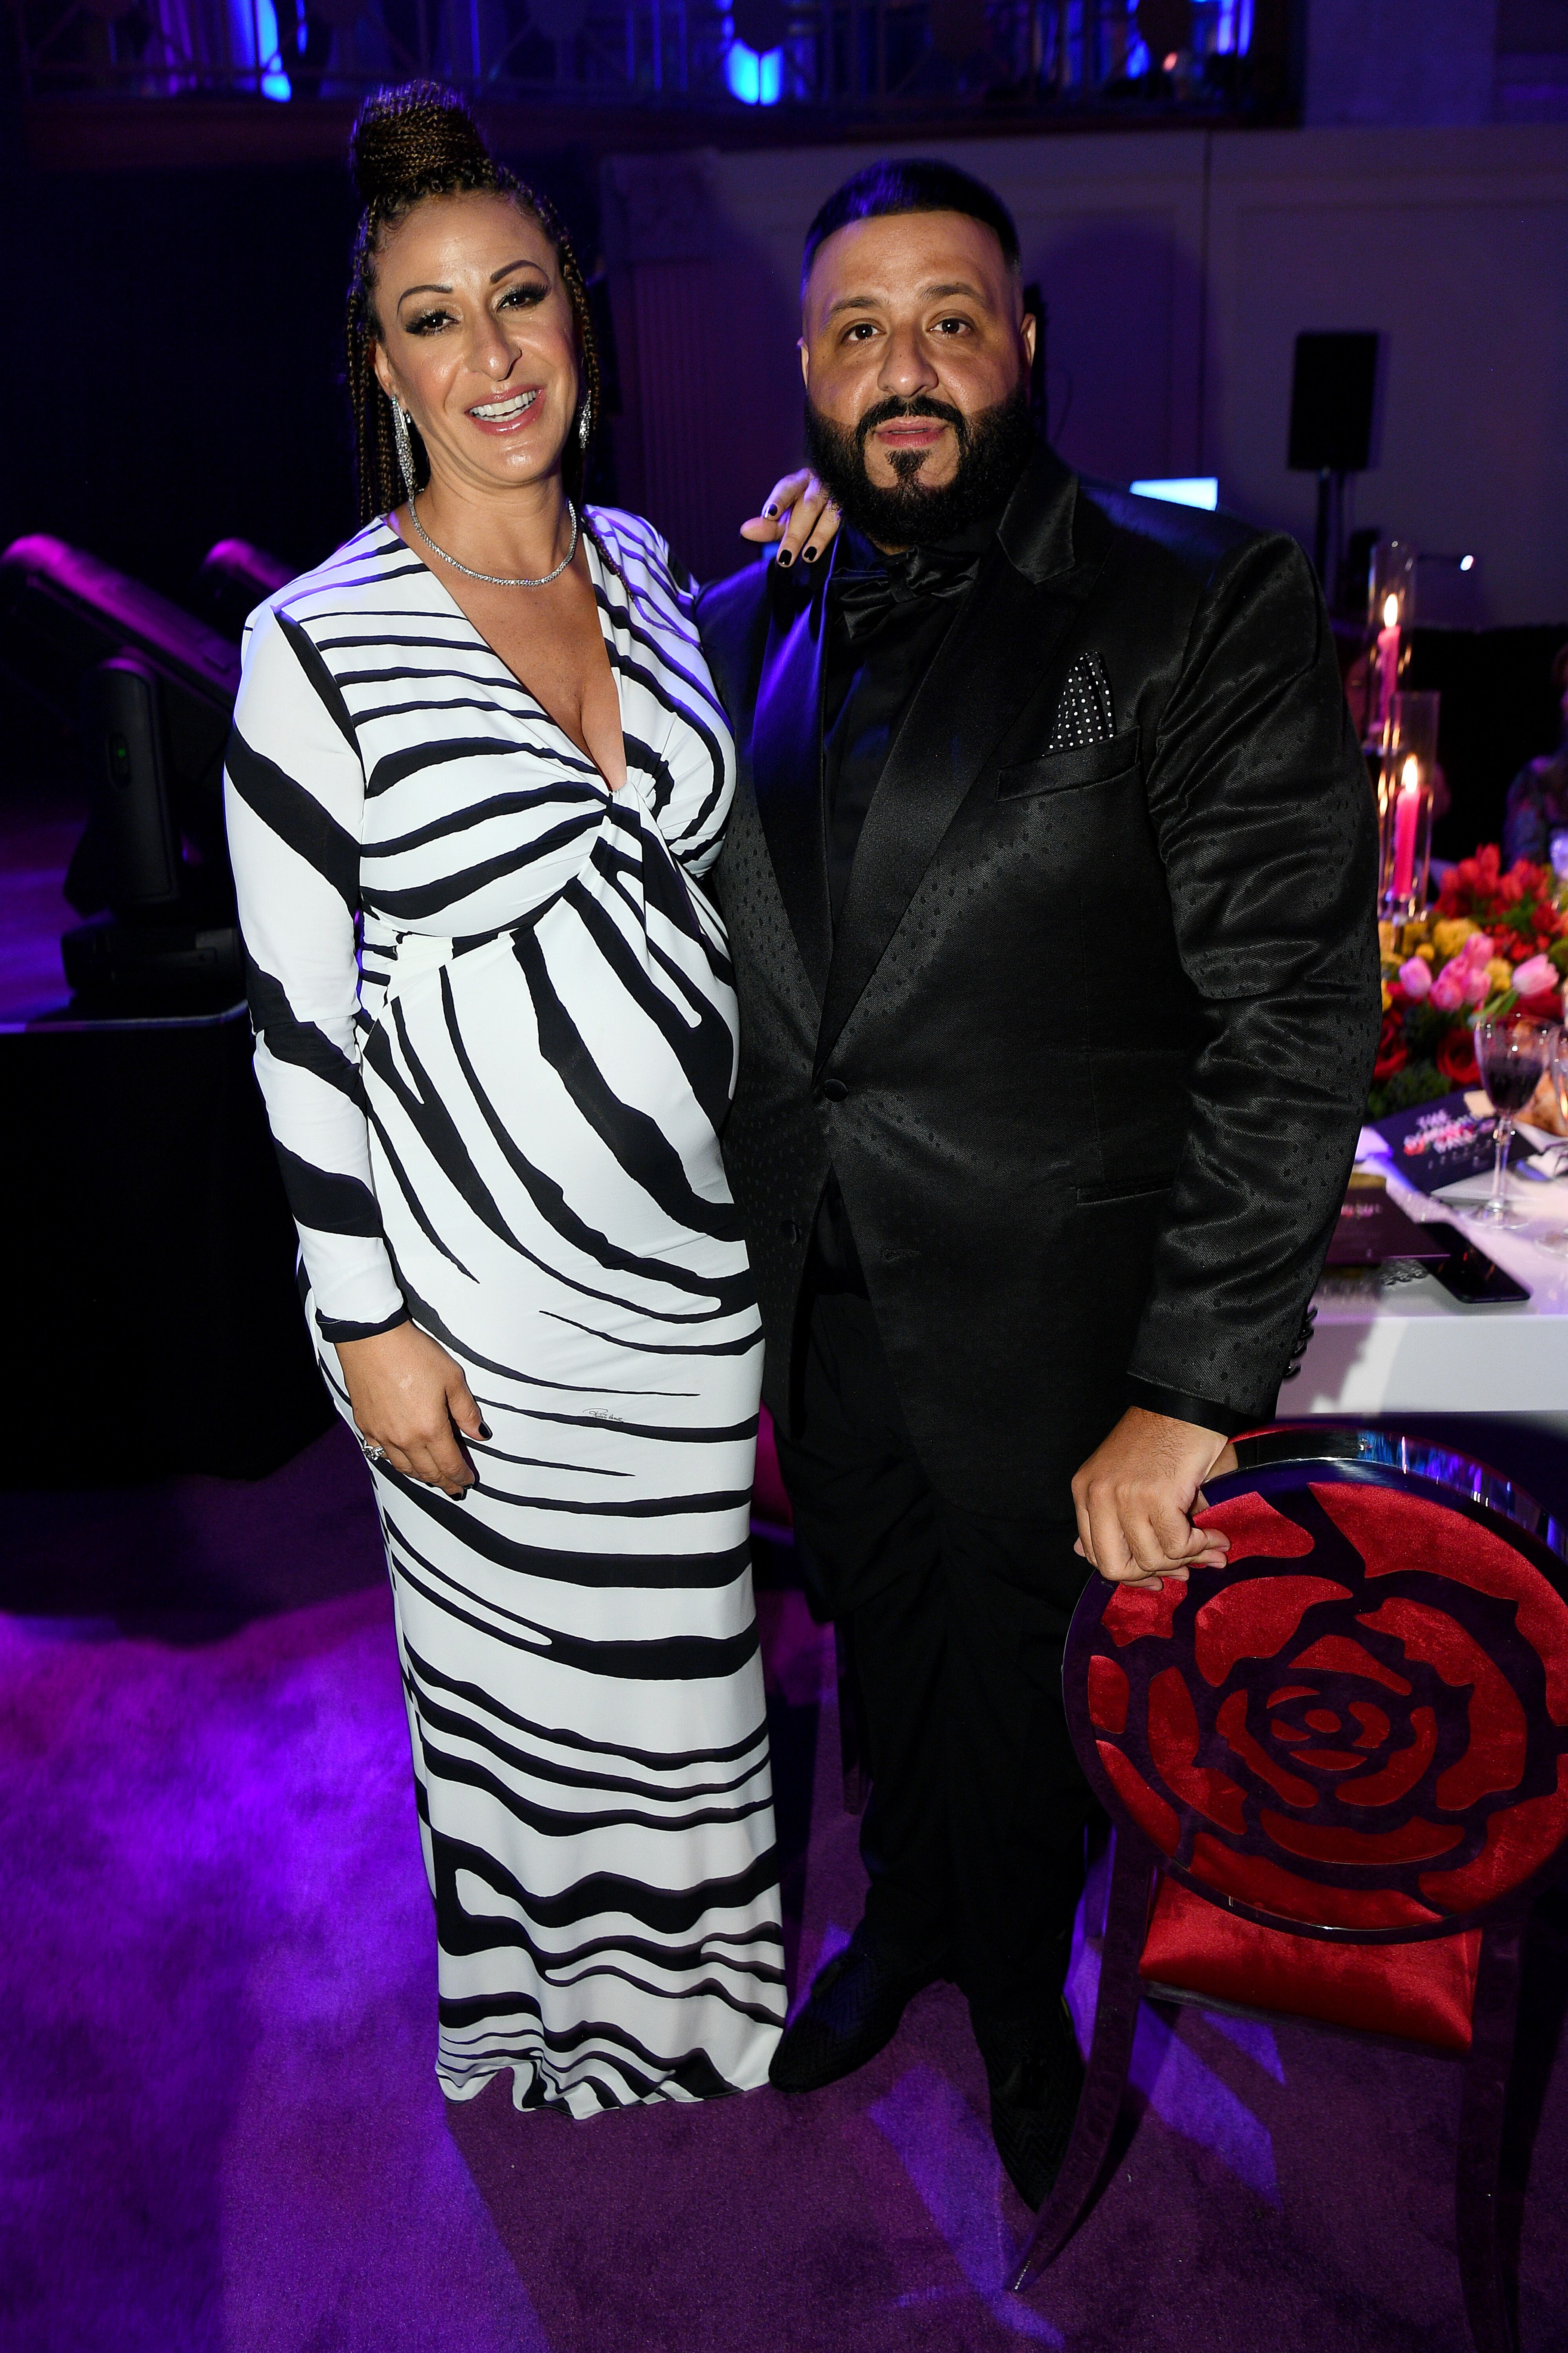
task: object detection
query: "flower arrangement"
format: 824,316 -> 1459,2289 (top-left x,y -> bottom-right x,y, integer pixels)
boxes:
1370,845 -> 1568,1118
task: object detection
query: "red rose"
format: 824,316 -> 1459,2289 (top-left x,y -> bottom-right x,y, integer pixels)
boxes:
1373,1010 -> 1408,1081
1435,1026 -> 1479,1086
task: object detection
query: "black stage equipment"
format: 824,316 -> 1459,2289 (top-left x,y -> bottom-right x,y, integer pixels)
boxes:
1288,330 -> 1379,604
0,531 -> 331,1479
191,538 -> 293,642
0,533 -> 242,1006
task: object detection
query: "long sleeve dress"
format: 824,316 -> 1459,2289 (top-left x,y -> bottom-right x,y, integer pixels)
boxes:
223,507 -> 784,2113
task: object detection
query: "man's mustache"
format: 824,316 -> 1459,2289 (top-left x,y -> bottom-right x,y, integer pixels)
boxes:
855,395 -> 969,453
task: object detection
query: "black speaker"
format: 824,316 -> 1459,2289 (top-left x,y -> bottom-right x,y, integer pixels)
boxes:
84,655 -> 181,917
1288,331 -> 1379,474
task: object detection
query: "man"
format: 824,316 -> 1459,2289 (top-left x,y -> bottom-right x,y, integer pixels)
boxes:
695,159 -> 1380,2208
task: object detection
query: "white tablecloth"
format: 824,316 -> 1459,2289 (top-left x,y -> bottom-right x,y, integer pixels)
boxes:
1287,1128 -> 1568,1417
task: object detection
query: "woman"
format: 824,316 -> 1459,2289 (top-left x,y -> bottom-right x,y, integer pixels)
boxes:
225,83 -> 784,2115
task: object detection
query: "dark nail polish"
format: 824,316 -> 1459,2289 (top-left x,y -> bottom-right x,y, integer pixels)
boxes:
762,503 -> 779,518
776,549 -> 793,568
802,546 -> 819,563
479,1421 -> 493,1440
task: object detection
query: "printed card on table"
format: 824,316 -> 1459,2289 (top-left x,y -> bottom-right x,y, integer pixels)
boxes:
1374,1091 -> 1502,1197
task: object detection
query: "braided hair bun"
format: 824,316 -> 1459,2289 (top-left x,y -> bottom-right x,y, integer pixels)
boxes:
349,81 -> 495,214
343,82 -> 601,525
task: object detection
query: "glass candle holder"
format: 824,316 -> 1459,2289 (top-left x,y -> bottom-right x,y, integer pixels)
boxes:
1368,540 -> 1418,743
1377,691 -> 1440,921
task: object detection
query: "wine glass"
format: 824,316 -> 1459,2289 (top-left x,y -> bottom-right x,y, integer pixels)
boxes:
1471,1017 -> 1559,1229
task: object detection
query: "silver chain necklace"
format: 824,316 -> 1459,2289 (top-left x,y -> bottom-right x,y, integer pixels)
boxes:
406,493 -> 579,589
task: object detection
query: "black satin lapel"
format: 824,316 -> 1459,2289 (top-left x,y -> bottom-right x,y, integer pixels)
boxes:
815,552 -> 1078,1074
751,577 -> 832,1003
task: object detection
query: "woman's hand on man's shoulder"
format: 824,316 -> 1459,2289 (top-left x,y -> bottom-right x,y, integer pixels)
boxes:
739,471 -> 841,571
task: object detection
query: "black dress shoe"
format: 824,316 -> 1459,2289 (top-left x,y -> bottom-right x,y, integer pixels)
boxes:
769,1927 -> 943,2094
981,1998 -> 1086,2210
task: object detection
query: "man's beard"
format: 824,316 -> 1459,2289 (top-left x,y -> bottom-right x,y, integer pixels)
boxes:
803,382 -> 1036,548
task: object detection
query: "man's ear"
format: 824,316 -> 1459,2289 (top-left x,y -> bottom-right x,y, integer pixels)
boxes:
798,335 -> 810,391
1020,311 -> 1037,371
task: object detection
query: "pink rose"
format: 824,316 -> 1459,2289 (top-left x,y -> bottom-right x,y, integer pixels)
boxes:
1513,954 -> 1559,1001
1430,962 -> 1468,1012
1462,961 -> 1492,1006
1398,956 -> 1432,999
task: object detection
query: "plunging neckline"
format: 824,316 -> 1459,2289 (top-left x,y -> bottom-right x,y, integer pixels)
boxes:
385,512 -> 629,797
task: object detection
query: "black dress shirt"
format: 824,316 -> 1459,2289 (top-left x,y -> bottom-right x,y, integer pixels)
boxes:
810,509 -> 1002,1293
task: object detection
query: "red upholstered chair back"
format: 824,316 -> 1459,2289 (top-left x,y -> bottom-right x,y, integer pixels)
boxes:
1067,1429 -> 1568,2051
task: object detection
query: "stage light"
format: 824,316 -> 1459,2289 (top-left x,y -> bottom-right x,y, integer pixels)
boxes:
1460,555 -> 1475,571
256,0 -> 292,100
1129,477 -> 1220,511
724,36 -> 783,102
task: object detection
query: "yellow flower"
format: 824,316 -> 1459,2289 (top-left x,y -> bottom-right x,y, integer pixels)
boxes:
1432,917 -> 1479,959
1382,981 -> 1394,1010
1378,921 -> 1398,959
1417,943 -> 1435,960
1399,918 -> 1431,955
1487,958 -> 1514,993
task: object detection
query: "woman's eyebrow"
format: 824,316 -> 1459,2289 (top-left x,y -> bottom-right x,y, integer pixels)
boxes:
395,260 -> 545,305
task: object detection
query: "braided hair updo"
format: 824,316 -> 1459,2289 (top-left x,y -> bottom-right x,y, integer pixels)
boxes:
345,82 -> 600,524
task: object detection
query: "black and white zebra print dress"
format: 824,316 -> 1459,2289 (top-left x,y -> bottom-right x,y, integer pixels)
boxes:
224,508 -> 784,2113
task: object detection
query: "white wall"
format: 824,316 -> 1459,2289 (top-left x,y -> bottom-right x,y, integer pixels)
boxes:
1304,0 -> 1500,127
1207,127 -> 1568,625
602,123 -> 1568,623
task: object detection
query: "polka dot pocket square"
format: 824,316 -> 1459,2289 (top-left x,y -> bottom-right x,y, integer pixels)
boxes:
1046,651 -> 1115,752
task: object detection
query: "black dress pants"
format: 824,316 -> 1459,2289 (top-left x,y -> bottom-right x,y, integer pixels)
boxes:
773,1285 -> 1096,2035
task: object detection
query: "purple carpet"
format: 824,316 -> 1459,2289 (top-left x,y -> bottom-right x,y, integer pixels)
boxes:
3,1418 -> 1566,2352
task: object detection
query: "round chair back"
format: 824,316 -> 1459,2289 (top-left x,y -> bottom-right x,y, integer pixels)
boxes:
1067,1429 -> 1568,1944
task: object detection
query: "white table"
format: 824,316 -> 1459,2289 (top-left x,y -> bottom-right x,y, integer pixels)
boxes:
1288,1128 -> 1568,1419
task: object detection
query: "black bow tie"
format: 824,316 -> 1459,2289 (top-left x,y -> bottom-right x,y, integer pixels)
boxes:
829,540 -> 985,643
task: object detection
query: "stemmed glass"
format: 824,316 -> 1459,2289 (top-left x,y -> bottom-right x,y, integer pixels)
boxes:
1471,1017 -> 1559,1229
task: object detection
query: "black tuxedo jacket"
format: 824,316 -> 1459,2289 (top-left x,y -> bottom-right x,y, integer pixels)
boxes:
694,442 -> 1380,1515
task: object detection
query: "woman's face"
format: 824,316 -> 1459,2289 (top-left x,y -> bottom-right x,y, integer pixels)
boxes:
370,190 -> 579,499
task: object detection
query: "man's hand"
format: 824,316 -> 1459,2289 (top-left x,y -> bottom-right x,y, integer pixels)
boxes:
1071,1408 -> 1239,1593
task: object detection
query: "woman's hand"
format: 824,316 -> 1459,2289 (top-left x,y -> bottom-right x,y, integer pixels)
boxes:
336,1321 -> 486,1498
739,469 -> 841,572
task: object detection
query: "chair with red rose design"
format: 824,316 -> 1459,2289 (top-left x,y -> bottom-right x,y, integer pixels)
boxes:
1011,1425 -> 1568,2353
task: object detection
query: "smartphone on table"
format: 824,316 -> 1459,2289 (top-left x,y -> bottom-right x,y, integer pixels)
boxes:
1423,1222 -> 1532,1306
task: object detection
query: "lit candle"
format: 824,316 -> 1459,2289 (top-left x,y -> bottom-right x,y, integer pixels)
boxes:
1375,593 -> 1401,735
1392,754 -> 1421,900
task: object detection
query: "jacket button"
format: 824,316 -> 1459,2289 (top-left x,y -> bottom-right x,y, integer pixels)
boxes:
818,1078 -> 848,1102
779,1218 -> 801,1242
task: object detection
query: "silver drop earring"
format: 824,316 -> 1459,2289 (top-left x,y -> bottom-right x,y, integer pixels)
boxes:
578,393 -> 593,452
391,400 -> 418,500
